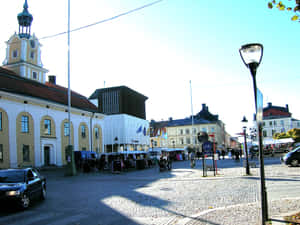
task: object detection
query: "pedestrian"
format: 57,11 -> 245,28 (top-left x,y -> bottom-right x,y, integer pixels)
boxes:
231,149 -> 235,160
221,149 -> 226,160
190,151 -> 195,168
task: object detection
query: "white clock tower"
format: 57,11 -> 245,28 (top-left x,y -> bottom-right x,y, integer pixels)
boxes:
2,0 -> 48,83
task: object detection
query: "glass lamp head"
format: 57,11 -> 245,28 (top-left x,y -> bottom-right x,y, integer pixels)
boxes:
239,43 -> 263,68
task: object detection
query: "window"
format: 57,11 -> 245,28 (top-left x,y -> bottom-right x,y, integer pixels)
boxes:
192,128 -> 197,134
211,127 -> 215,133
272,130 -> 276,136
32,71 -> 37,79
81,125 -> 86,138
23,145 -> 30,162
30,40 -> 36,48
0,144 -> 3,162
0,112 -> 2,131
44,119 -> 51,135
185,129 -> 190,135
186,137 -> 191,144
263,130 -> 267,137
95,147 -> 99,153
180,129 -> 183,135
82,147 -> 87,151
193,137 -> 197,144
21,116 -> 29,133
12,49 -> 18,58
262,122 -> 265,127
95,127 -> 99,139
180,138 -> 184,145
30,51 -> 34,59
281,120 -> 284,126
64,122 -> 70,136
274,121 -> 277,126
269,121 -> 272,126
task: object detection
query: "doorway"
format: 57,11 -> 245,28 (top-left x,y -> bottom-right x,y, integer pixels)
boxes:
44,146 -> 50,166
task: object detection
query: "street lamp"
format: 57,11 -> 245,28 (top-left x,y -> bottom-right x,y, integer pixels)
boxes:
239,43 -> 268,224
241,116 -> 250,175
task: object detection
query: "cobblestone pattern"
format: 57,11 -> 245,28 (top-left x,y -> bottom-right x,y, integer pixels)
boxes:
0,158 -> 299,225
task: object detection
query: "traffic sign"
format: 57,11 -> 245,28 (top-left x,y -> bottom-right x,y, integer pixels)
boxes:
202,141 -> 213,154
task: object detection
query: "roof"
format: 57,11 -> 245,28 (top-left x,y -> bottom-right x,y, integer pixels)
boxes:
263,102 -> 291,119
0,67 -> 98,112
152,117 -> 214,128
89,85 -> 148,100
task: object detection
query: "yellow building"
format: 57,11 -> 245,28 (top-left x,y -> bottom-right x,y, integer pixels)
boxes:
0,0 -> 105,169
150,104 -> 227,151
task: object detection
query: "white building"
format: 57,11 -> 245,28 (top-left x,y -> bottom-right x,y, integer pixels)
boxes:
103,114 -> 150,153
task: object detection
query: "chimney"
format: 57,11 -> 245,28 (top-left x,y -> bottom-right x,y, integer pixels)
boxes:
48,75 -> 56,85
286,104 -> 289,112
202,103 -> 206,110
268,102 -> 272,108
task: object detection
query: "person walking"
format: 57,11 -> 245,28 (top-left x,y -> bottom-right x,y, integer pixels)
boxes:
221,149 -> 226,160
190,151 -> 195,168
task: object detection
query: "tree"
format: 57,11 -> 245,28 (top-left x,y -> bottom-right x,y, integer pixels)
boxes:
268,0 -> 300,21
273,128 -> 300,142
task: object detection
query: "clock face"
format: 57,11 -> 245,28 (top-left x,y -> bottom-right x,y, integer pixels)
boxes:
30,40 -> 36,48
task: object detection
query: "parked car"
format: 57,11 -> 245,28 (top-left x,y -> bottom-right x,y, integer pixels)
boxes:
281,146 -> 300,167
0,168 -> 46,209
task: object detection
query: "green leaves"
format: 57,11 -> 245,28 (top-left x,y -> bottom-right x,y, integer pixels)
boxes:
268,0 -> 300,22
273,128 -> 300,142
268,2 -> 273,9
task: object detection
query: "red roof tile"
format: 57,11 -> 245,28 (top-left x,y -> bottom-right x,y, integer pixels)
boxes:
0,67 -> 97,112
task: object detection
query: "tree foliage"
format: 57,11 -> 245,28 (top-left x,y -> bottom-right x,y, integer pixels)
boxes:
273,128 -> 300,142
268,0 -> 300,21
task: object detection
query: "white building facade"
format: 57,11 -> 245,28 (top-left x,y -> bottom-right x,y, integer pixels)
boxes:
103,114 -> 150,152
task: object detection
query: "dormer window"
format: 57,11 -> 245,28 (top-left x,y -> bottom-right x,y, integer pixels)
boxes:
12,49 -> 18,58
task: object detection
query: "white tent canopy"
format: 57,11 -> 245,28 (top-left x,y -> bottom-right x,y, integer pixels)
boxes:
253,138 -> 294,145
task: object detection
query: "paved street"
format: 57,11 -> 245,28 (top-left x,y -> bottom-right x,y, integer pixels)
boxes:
0,156 -> 300,225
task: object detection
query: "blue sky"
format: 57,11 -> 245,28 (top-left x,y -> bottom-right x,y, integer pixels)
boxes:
1,0 -> 299,135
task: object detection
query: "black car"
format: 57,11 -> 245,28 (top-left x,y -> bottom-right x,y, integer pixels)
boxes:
281,146 -> 300,167
0,168 -> 46,209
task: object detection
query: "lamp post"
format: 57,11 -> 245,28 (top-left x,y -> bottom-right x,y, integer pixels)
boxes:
242,116 -> 250,175
239,43 -> 268,224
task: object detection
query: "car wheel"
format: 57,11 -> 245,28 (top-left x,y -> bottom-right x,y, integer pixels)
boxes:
20,193 -> 30,209
40,183 -> 46,200
290,159 -> 299,167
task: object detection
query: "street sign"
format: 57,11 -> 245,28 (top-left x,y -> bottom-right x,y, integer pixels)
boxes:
202,141 -> 213,155
257,88 -> 263,123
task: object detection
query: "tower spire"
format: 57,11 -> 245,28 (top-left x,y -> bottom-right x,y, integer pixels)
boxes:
17,0 -> 33,38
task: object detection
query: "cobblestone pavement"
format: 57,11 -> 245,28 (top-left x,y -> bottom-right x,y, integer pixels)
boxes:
0,157 -> 299,225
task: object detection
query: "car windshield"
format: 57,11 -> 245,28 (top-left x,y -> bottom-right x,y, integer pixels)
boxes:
0,170 -> 25,183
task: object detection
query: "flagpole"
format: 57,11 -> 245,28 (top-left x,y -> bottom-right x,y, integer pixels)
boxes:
65,0 -> 76,176
190,80 -> 194,148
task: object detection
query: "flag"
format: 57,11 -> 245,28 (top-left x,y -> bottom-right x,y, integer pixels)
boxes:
136,125 -> 142,133
143,127 -> 146,136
